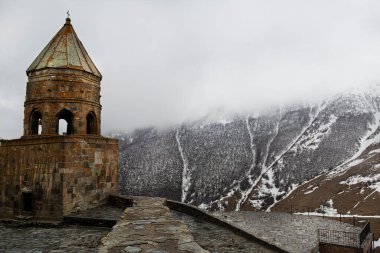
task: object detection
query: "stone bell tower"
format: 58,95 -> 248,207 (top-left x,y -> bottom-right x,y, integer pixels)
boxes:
24,17 -> 102,137
0,18 -> 118,220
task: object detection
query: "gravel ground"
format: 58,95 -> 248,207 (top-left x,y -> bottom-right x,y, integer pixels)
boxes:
0,225 -> 110,253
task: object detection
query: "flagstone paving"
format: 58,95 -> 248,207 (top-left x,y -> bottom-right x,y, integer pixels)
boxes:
99,196 -> 209,253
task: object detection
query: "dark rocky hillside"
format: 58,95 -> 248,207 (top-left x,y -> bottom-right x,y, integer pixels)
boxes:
117,86 -> 380,212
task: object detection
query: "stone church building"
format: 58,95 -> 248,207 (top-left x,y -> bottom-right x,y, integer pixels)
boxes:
0,18 -> 118,220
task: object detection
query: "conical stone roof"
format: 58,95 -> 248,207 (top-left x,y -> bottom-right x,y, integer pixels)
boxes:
27,18 -> 102,78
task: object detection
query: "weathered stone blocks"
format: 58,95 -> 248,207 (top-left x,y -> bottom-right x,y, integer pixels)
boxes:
0,136 -> 118,219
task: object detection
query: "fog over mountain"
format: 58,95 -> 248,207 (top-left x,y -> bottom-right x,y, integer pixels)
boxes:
117,85 -> 380,212
2,1 -> 380,138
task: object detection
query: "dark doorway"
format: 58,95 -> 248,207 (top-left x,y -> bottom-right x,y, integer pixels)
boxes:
22,192 -> 32,212
86,112 -> 97,134
56,109 -> 74,135
30,111 -> 42,135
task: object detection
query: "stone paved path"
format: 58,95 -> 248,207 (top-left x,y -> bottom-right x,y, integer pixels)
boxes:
99,196 -> 209,253
171,210 -> 276,253
0,225 -> 110,253
213,211 -> 362,253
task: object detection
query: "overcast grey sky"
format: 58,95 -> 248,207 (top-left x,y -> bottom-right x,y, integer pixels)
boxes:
2,0 -> 380,138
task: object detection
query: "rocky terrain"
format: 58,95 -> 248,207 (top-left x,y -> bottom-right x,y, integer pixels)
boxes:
117,85 -> 380,216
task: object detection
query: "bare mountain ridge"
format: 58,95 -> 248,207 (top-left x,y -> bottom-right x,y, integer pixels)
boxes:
117,85 -> 380,214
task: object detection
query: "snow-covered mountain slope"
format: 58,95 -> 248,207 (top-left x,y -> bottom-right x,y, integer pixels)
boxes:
117,85 -> 380,213
276,131 -> 380,216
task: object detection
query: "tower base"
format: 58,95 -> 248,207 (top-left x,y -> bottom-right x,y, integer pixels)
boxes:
0,135 -> 118,220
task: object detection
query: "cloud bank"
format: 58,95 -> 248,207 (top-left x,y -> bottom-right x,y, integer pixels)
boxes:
2,0 -> 380,138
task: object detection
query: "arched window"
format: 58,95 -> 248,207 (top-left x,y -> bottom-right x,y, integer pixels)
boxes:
86,112 -> 97,134
56,109 -> 74,135
30,110 -> 42,135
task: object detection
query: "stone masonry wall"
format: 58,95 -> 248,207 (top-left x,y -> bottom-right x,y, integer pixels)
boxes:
0,136 -> 118,220
24,68 -> 102,136
62,137 -> 118,215
0,137 -> 64,219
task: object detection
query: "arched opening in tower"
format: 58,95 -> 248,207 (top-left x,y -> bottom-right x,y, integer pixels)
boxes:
86,112 -> 97,134
30,110 -> 42,135
56,109 -> 74,135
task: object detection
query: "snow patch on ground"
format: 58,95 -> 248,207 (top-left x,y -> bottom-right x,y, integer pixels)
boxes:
239,115 -> 283,211
320,199 -> 338,216
235,115 -> 258,211
374,237 -> 380,248
369,148 -> 380,155
248,171 -> 283,210
304,186 -> 318,194
198,203 -> 209,210
176,130 -> 191,202
372,182 -> 380,192
266,182 -> 298,211
257,106 -> 321,210
249,199 -> 263,209
219,119 -> 232,125
353,112 -> 380,154
328,112 -> 380,177
262,169 -> 285,197
293,199 -> 340,216
346,159 -> 364,167
295,212 -> 380,219
297,114 -> 337,151
199,180 -> 241,211
340,174 -> 380,186
339,173 -> 380,192
252,161 -> 289,211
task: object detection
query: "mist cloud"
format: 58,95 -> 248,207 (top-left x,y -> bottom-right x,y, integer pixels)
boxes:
2,0 -> 380,138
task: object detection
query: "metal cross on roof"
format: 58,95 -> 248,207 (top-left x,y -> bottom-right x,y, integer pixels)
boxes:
67,10 -> 70,18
